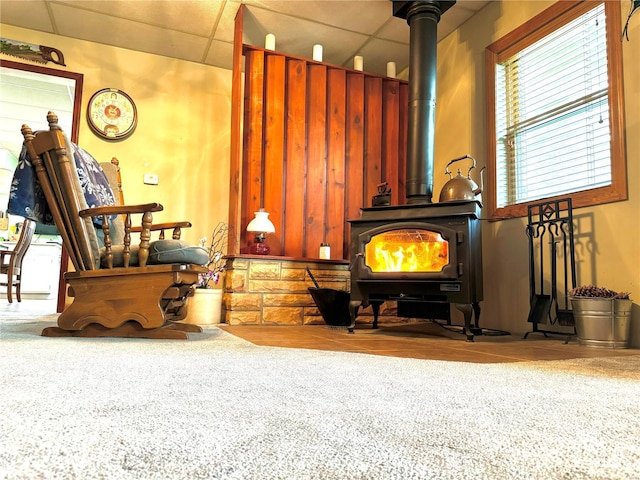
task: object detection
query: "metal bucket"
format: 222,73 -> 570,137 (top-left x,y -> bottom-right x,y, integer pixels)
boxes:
308,287 -> 351,327
570,298 -> 632,348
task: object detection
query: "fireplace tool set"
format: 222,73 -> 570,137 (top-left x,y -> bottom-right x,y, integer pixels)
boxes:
523,198 -> 577,339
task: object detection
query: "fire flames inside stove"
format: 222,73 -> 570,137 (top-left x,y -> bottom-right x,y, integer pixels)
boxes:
364,229 -> 449,273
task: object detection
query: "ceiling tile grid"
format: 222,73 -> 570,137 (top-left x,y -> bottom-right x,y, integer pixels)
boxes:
1,0 -> 489,75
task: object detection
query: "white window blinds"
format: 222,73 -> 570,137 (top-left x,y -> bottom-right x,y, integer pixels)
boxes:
494,4 -> 610,208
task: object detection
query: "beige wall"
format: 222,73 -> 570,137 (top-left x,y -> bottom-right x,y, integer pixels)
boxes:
1,24 -> 231,248
435,1 -> 640,345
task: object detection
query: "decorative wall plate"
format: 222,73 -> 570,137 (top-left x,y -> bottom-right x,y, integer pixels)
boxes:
87,88 -> 137,140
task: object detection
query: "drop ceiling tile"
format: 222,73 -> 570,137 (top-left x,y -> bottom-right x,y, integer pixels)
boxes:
214,1 -> 243,43
357,37 -> 409,76
243,0 -> 393,35
243,8 -> 370,67
204,38 -> 234,70
55,0 -> 224,37
1,0 -> 488,72
50,3 -> 210,63
0,0 -> 55,34
375,16 -> 410,44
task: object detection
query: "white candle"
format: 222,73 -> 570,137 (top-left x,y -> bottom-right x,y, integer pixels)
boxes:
265,34 -> 275,51
354,55 -> 364,71
312,44 -> 323,62
386,61 -> 396,78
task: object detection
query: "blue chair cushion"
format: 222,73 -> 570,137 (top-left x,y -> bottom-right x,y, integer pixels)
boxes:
100,240 -> 209,267
147,240 -> 209,266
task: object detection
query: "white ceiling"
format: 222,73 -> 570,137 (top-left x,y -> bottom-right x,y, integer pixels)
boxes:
0,0 -> 489,76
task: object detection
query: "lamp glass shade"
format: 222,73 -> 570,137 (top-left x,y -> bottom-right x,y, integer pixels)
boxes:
246,210 -> 275,234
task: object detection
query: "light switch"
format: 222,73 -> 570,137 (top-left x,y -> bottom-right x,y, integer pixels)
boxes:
143,173 -> 159,185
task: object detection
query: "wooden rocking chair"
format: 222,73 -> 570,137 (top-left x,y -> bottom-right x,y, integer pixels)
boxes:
20,112 -> 209,339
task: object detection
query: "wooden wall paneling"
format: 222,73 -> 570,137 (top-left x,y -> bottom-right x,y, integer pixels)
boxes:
263,54 -> 286,256
241,49 -> 265,253
236,44 -> 409,260
364,77 -> 383,206
283,59 -> 307,257
325,68 -> 347,259
344,73 -> 365,258
304,64 -> 328,258
398,82 -> 408,204
382,79 -> 400,204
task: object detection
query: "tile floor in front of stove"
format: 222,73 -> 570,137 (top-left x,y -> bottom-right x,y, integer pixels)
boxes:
221,320 -> 640,364
5,299 -> 639,364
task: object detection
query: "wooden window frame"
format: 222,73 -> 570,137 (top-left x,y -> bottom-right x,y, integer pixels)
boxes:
484,0 -> 627,220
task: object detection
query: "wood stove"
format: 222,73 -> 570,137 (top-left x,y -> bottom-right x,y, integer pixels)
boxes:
347,0 -> 484,340
348,200 -> 483,340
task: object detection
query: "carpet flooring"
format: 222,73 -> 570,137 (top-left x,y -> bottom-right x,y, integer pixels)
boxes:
1,313 -> 639,479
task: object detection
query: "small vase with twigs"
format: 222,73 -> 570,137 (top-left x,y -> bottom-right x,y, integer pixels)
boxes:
197,222 -> 234,289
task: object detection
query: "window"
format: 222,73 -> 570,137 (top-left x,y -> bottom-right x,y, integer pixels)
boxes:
485,1 -> 627,219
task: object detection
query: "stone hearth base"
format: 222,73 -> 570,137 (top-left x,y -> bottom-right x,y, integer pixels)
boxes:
222,255 -> 409,326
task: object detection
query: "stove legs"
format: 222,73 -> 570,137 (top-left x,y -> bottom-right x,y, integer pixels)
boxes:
371,300 -> 383,330
348,299 -> 383,333
473,302 -> 481,331
454,302 -> 481,341
350,299 -> 482,341
348,300 -> 361,334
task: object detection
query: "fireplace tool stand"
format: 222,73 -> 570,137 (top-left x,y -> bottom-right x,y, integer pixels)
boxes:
523,198 -> 577,340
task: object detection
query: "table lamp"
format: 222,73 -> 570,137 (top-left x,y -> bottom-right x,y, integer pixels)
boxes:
247,209 -> 275,255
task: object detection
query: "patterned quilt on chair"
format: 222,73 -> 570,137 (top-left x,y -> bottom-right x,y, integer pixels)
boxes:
8,140 -> 116,225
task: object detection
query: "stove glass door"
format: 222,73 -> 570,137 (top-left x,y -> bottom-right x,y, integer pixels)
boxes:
364,228 -> 449,273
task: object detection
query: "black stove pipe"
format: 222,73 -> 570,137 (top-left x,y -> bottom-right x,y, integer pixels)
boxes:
393,1 -> 455,204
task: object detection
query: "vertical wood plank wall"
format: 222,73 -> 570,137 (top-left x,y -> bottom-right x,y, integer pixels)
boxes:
238,45 -> 408,260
